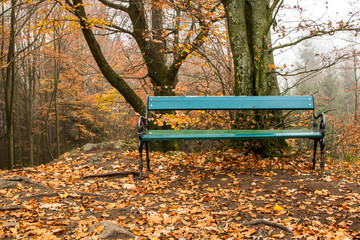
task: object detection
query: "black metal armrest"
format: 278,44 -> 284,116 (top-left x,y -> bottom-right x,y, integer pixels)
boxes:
137,116 -> 147,137
314,113 -> 326,135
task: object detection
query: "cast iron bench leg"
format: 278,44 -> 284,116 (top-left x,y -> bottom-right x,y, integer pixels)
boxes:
312,139 -> 318,170
145,142 -> 150,171
320,138 -> 325,177
138,141 -> 144,179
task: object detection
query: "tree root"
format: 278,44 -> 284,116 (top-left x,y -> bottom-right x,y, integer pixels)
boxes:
0,169 -> 42,178
5,176 -> 54,192
20,191 -> 112,201
0,205 -> 25,211
82,171 -> 139,179
243,219 -> 293,234
220,216 -> 293,234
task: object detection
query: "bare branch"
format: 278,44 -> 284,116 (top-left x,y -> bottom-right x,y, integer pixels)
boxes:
270,26 -> 360,53
97,0 -> 128,12
274,55 -> 348,77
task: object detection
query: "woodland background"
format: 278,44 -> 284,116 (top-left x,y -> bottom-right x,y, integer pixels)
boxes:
1,0 -> 360,169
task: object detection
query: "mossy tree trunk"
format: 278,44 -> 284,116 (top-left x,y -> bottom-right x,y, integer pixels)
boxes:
221,0 -> 288,155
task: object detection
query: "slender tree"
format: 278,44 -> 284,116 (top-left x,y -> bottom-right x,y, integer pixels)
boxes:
5,0 -> 17,169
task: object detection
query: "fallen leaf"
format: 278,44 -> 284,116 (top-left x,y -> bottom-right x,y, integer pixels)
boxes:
274,205 -> 284,211
123,183 -> 136,190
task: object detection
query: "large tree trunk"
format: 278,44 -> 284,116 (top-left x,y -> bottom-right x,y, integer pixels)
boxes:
222,0 -> 287,155
223,0 -> 280,96
223,0 -> 253,96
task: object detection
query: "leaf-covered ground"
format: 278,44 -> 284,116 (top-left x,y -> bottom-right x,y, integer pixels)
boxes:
0,145 -> 359,239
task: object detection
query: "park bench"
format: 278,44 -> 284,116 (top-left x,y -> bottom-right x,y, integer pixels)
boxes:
137,95 -> 326,179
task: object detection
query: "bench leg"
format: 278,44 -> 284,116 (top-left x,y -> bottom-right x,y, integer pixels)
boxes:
319,138 -> 325,177
145,142 -> 150,171
138,141 -> 144,180
312,139 -> 318,170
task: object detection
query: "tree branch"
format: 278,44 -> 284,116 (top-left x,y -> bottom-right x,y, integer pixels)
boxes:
70,0 -> 146,115
274,54 -> 347,77
82,171 -> 139,179
243,219 -> 293,233
97,0 -> 128,12
270,26 -> 360,53
267,0 -> 284,33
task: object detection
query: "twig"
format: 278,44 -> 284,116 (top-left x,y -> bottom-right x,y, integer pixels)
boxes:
82,171 -> 139,179
4,177 -> 54,192
242,219 -> 293,234
20,191 -> 111,200
0,205 -> 25,211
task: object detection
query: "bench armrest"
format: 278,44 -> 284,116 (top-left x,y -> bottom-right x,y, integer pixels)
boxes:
314,113 -> 326,135
137,116 -> 148,138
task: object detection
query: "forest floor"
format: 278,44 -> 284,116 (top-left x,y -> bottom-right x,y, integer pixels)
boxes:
0,142 -> 359,239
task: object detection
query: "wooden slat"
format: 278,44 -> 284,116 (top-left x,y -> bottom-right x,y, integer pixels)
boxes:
141,129 -> 322,141
147,96 -> 314,111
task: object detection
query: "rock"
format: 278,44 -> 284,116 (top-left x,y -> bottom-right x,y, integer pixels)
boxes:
88,221 -> 135,239
81,141 -> 123,152
81,143 -> 98,152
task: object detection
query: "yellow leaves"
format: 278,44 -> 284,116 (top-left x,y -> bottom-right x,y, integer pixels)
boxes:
152,110 -> 232,130
273,205 -> 284,211
58,191 -> 68,199
268,64 -> 276,70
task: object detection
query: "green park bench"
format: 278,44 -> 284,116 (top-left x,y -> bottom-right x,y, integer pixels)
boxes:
137,96 -> 326,179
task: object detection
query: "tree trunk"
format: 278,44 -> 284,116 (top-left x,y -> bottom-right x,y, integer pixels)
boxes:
72,0 -> 146,116
222,0 -> 280,96
15,77 -> 22,167
5,0 -> 16,169
353,51 -> 358,123
223,0 -> 253,96
54,30 -> 61,158
222,0 -> 287,155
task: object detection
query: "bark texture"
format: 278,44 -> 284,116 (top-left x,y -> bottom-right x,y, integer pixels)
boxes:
221,0 -> 287,155
222,0 -> 280,97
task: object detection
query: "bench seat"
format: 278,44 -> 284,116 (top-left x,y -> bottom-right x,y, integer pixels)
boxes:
142,129 -> 322,141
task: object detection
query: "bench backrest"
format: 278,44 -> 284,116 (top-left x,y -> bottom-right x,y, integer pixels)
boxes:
147,96 -> 315,111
